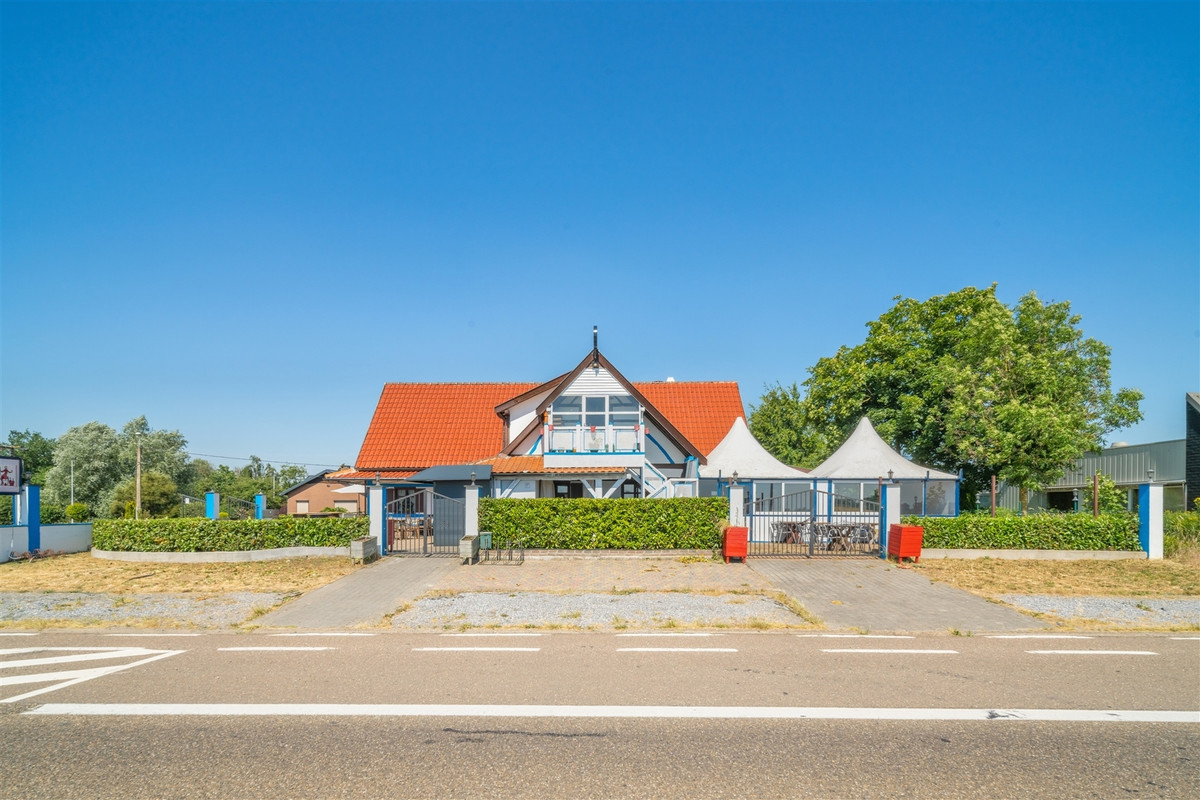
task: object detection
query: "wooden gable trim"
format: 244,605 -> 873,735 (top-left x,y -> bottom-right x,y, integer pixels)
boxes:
494,373 -> 570,414
499,349 -> 707,463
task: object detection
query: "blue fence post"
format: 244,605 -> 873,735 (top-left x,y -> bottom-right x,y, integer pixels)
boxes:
205,491 -> 219,520
1138,483 -> 1164,559
254,493 -> 266,520
25,485 -> 41,552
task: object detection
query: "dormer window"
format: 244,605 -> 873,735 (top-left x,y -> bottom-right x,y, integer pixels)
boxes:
548,394 -> 642,452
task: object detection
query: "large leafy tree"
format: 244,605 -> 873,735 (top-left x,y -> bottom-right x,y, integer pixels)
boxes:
109,471 -> 181,518
751,286 -> 1143,510
43,422 -> 121,509
4,429 -> 56,484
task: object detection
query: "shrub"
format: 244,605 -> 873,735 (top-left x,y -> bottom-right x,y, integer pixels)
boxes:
479,497 -> 727,550
1164,511 -> 1200,558
65,503 -> 90,522
92,517 -> 368,552
904,512 -> 1140,551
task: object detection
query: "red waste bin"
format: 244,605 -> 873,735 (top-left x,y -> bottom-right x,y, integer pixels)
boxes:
724,526 -> 748,563
887,524 -> 924,564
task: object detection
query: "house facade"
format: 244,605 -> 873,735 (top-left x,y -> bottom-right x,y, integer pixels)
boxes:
340,342 -> 745,501
282,470 -> 365,516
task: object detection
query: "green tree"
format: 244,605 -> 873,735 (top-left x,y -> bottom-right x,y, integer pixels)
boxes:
43,422 -> 121,510
109,471 -> 180,518
4,429 -> 56,484
749,383 -> 829,469
758,286 -> 1142,512
117,417 -> 189,485
1082,473 -> 1128,513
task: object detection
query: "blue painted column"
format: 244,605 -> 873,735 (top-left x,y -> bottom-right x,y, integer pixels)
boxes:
24,485 -> 41,551
1138,483 -> 1164,559
880,483 -> 900,559
205,491 -> 220,520
254,493 -> 266,520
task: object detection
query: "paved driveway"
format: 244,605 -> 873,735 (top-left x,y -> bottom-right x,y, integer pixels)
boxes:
750,558 -> 1044,633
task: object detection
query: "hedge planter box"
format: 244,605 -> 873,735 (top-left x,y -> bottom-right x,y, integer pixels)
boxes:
888,524 -> 924,563
724,527 -> 748,563
350,536 -> 379,564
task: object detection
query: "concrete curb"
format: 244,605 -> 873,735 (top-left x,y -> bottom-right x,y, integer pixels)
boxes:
920,549 -> 1146,561
91,546 -> 349,563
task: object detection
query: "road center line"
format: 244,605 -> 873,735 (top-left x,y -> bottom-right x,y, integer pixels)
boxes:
106,633 -> 203,638
439,633 -> 543,638
616,633 -> 719,637
821,649 -> 958,654
412,647 -> 541,652
271,633 -> 376,637
987,635 -> 1093,640
218,647 -> 333,652
616,648 -> 738,653
797,634 -> 914,639
25,703 -> 1200,723
1027,650 -> 1158,656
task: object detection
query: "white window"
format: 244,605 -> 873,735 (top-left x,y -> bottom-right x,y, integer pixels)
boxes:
296,500 -> 309,514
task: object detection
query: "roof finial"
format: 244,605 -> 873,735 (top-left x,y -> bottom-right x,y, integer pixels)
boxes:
591,325 -> 599,367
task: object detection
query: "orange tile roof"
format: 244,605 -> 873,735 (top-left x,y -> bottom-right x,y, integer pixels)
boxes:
354,377 -> 744,471
633,381 -> 745,457
477,455 -> 629,475
355,383 -> 539,471
332,469 -> 417,481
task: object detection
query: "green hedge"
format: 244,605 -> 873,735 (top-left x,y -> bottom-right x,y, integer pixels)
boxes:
479,497 -> 727,550
902,512 -> 1140,551
92,517 -> 368,553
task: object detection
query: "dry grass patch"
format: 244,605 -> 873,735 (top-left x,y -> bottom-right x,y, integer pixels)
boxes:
0,553 -> 362,594
914,557 -> 1200,597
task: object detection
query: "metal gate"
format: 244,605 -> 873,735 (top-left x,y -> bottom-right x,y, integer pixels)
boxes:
386,488 -> 465,556
744,488 -> 880,558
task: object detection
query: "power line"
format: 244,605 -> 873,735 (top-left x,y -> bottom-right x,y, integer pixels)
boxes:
183,451 -> 345,469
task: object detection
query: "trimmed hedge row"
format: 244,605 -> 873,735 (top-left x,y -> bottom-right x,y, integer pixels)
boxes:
903,512 -> 1140,551
479,497 -> 727,550
92,517 -> 368,553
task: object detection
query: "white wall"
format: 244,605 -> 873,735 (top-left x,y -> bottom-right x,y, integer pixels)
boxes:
507,389 -> 553,450
0,524 -> 93,563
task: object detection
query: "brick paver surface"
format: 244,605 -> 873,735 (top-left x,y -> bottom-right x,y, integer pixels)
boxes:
431,556 -> 774,594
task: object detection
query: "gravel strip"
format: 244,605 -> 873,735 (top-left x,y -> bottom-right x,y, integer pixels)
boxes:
999,595 -> 1200,626
391,591 -> 805,630
0,592 -> 286,628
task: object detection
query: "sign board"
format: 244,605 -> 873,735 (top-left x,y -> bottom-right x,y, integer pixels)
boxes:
0,457 -> 22,495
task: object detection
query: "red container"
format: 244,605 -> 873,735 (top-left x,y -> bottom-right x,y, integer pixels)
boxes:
887,524 -> 924,563
724,526 -> 749,563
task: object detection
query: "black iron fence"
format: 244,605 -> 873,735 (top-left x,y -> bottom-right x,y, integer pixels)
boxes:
744,488 -> 881,557
386,489 -> 465,556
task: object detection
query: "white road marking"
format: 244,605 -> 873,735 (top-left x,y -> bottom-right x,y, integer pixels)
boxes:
0,648 -> 170,669
822,649 -> 957,654
616,648 -> 738,653
412,647 -> 541,652
271,633 -> 376,637
439,633 -> 543,637
1027,650 -> 1158,656
796,634 -> 914,639
106,633 -> 203,638
0,633 -> 38,636
1170,637 -> 1200,640
25,703 -> 1200,723
616,633 -> 719,637
987,635 -> 1093,639
218,647 -> 332,652
0,648 -> 183,704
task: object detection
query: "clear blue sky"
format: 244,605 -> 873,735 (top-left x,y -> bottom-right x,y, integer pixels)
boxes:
2,1 -> 1197,473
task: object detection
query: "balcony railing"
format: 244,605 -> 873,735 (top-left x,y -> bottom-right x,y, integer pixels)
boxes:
546,425 -> 643,453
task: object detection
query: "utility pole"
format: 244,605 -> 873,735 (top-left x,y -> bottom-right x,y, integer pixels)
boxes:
70,459 -> 75,506
135,434 -> 142,520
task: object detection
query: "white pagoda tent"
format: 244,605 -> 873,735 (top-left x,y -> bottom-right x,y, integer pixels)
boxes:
698,417 -> 808,479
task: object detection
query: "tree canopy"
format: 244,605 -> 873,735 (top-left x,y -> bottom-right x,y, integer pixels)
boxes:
750,286 -> 1143,508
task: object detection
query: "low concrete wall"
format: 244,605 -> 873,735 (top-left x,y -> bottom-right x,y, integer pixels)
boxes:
1,524 -> 93,563
92,546 -> 350,563
921,548 -> 1146,561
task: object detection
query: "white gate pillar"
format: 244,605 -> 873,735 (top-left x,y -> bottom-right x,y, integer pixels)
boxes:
880,483 -> 901,559
729,484 -> 746,527
1138,483 -> 1163,560
464,483 -> 480,540
368,484 -> 385,555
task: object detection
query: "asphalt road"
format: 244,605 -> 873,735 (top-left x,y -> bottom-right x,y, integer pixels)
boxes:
2,631 -> 1197,799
